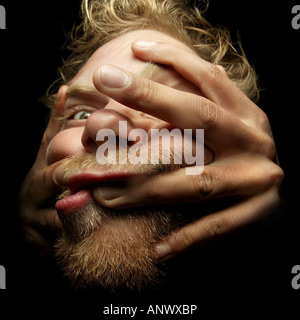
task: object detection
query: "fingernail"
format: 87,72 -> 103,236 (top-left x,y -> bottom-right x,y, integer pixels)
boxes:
155,243 -> 172,262
93,185 -> 127,201
100,65 -> 131,88
134,40 -> 156,48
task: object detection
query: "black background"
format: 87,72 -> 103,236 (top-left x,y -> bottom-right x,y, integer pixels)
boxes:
0,0 -> 299,318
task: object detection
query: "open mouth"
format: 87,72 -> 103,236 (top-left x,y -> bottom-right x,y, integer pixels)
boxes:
55,170 -> 142,216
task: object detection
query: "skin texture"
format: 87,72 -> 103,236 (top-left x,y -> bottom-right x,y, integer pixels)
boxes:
19,29 -> 283,262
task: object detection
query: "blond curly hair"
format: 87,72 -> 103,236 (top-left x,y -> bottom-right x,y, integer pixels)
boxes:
46,0 -> 259,106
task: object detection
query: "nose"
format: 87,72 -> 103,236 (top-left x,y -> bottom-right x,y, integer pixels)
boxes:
81,103 -> 155,153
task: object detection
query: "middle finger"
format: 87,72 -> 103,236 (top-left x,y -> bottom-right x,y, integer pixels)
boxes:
93,65 -> 257,152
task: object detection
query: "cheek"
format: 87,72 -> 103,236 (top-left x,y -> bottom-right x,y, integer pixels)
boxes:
46,128 -> 85,165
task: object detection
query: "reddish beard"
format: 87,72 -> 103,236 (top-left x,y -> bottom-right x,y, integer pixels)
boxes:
55,153 -> 184,291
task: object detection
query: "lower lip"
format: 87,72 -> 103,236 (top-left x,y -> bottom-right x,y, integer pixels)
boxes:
55,189 -> 91,216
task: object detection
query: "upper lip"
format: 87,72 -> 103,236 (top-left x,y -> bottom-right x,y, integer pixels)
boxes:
66,170 -> 143,194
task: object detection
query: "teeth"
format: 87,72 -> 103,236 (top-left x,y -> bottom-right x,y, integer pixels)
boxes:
57,188 -> 72,200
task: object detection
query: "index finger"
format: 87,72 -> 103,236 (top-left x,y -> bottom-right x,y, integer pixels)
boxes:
92,65 -> 264,152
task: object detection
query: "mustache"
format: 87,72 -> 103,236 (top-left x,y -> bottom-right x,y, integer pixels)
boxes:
60,146 -> 186,182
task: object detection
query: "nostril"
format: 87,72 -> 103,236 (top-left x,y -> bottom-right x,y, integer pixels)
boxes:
81,134 -> 99,153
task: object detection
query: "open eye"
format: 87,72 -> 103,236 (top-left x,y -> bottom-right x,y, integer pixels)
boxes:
72,110 -> 93,120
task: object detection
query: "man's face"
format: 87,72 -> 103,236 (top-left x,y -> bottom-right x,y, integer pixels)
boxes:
48,30 -> 201,291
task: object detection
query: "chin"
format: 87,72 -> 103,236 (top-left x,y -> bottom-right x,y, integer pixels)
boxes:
55,200 -> 180,292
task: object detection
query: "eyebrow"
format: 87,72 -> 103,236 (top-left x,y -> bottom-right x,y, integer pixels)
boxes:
66,81 -> 101,98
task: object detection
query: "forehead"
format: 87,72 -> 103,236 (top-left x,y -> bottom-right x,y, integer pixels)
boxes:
71,29 -> 190,84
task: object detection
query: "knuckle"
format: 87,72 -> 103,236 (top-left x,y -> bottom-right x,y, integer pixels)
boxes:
170,229 -> 194,253
192,168 -> 215,198
132,77 -> 157,104
208,63 -> 224,81
199,99 -> 218,128
216,65 -> 228,76
260,135 -> 277,160
263,162 -> 284,189
255,110 -> 271,131
206,218 -> 227,240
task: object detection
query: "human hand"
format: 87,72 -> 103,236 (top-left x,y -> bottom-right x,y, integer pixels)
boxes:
18,86 -> 68,251
91,40 -> 284,262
